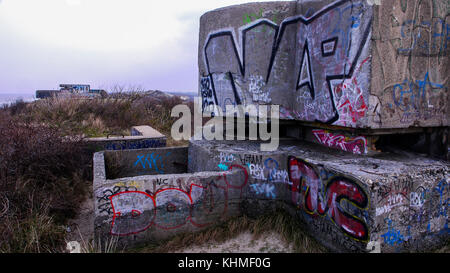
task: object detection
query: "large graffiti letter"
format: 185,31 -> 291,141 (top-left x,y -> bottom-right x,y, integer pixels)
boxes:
110,191 -> 156,236
190,182 -> 228,228
288,156 -> 326,214
288,156 -> 369,241
324,177 -> 369,241
153,188 -> 192,230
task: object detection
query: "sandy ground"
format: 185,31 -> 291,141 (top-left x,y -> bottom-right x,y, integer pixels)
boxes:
64,194 -> 293,253
65,192 -> 94,245
175,232 -> 294,253
64,197 -> 448,253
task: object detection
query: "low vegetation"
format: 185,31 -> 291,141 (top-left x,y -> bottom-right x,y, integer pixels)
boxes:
0,92 -> 193,252
128,209 -> 328,254
0,112 -> 90,252
6,92 -> 193,144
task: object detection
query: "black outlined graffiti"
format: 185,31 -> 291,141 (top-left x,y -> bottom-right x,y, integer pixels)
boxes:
297,40 -> 315,100
97,186 -> 138,215
202,0 -> 373,125
321,37 -> 339,57
200,76 -> 217,114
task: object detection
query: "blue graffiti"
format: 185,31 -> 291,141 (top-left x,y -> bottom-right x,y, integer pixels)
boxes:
392,72 -> 445,110
434,179 -> 449,218
251,183 -> 276,199
398,19 -> 449,56
106,139 -> 166,151
134,152 -> 171,174
329,2 -> 364,59
264,158 -> 281,182
381,219 -> 405,246
218,164 -> 229,171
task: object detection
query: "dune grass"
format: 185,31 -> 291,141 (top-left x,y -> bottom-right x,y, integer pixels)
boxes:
0,92 -> 193,252
128,209 -> 328,254
0,111 -> 91,252
6,92 -> 194,143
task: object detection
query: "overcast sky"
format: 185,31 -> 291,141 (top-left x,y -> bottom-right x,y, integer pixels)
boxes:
0,0 -> 281,94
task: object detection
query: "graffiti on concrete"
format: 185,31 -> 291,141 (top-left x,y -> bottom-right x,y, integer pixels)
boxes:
375,193 -> 405,217
105,139 -> 166,151
202,0 -> 372,127
373,178 -> 449,250
218,152 -> 289,184
288,156 -> 370,242
381,218 -> 408,246
312,129 -> 368,155
134,152 -> 172,174
97,185 -> 139,215
397,19 -> 449,57
200,76 -> 216,115
389,70 -> 447,125
250,183 -> 276,199
107,166 -> 249,236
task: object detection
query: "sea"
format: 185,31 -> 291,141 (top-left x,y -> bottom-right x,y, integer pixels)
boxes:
0,93 -> 37,106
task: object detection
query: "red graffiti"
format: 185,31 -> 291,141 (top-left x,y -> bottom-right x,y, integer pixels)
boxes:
332,57 -> 371,127
109,165 -> 248,236
312,129 -> 368,154
288,156 -> 369,241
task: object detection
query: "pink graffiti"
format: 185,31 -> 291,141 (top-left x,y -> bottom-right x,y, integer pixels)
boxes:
109,165 -> 248,236
312,129 -> 368,155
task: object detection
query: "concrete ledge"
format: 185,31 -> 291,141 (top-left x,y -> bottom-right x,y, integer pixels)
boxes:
131,126 -> 166,138
93,147 -> 248,248
92,138 -> 448,252
85,125 -> 167,151
189,139 -> 449,253
103,146 -> 189,179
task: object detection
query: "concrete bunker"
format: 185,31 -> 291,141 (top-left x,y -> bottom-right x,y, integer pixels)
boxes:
92,0 -> 449,253
94,140 -> 449,253
93,146 -> 249,249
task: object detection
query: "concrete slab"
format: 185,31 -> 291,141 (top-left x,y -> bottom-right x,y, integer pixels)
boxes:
85,125 -> 167,151
92,139 -> 448,252
131,125 -> 166,138
188,139 -> 449,253
93,147 -> 248,249
198,0 -> 449,129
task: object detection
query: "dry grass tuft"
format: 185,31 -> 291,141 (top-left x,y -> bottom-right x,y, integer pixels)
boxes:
130,210 -> 328,253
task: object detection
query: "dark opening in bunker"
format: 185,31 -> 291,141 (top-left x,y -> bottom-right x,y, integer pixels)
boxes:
104,146 -> 189,180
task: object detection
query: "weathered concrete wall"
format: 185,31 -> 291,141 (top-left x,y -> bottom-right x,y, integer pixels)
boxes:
104,146 -> 188,179
199,0 -> 449,129
85,125 -> 167,151
93,140 -> 449,252
93,150 -> 248,249
371,0 -> 449,128
189,139 -> 449,253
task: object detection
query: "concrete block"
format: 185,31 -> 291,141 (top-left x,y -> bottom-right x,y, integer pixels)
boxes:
93,148 -> 248,249
188,139 -> 449,253
85,126 -> 167,151
131,125 -> 166,138
91,139 -> 449,252
103,146 -> 189,179
198,0 -> 449,129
